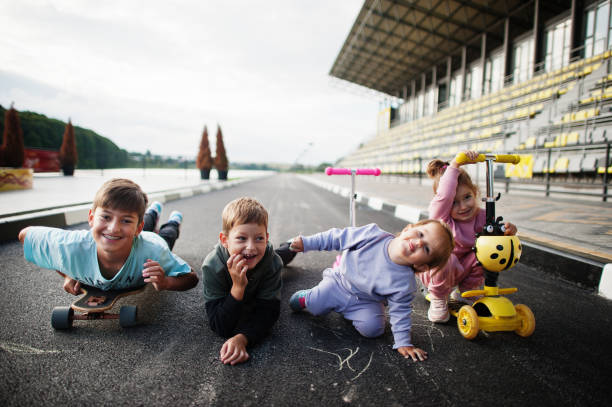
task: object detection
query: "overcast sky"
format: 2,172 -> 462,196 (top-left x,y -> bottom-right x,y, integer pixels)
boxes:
0,0 -> 383,166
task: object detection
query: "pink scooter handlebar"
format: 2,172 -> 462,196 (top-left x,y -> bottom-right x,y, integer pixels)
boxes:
325,167 -> 381,176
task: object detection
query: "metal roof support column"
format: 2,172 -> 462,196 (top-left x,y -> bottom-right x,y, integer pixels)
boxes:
411,79 -> 416,120
460,46 -> 467,101
503,17 -> 511,86
421,72 -> 426,117
432,66 -> 437,113
480,33 -> 487,98
569,0 -> 583,60
533,0 -> 545,74
446,56 -> 452,104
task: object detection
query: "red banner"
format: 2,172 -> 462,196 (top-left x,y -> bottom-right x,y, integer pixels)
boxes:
24,148 -> 61,172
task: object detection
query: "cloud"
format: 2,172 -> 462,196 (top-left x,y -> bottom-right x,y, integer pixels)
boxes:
0,0 -> 377,164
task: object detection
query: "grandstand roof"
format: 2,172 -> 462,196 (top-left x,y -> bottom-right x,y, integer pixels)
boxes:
330,0 -> 572,96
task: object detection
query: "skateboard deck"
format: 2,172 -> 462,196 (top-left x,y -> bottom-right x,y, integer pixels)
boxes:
51,284 -> 146,329
71,284 -> 146,313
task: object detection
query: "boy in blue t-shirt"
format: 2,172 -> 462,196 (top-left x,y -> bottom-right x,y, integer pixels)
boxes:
19,178 -> 198,293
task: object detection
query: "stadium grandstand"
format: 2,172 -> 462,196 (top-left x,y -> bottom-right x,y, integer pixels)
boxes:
331,0 -> 612,200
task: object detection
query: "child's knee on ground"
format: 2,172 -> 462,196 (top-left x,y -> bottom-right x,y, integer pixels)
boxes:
353,316 -> 385,338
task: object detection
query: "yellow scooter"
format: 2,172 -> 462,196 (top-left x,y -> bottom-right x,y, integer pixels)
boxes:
451,152 -> 535,340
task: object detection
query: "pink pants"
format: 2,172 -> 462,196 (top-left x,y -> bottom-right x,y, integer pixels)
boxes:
417,254 -> 484,299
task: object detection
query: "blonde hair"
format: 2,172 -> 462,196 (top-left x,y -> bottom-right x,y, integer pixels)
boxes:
426,159 -> 479,197
92,178 -> 148,222
402,219 -> 454,270
222,197 -> 268,234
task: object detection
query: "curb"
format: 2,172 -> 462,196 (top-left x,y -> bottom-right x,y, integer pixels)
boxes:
0,178 -> 253,243
298,175 -> 610,292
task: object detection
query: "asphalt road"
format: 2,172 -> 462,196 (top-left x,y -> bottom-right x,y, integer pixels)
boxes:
1,173 -> 611,406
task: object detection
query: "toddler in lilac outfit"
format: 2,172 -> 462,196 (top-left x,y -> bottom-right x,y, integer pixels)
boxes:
288,220 -> 454,362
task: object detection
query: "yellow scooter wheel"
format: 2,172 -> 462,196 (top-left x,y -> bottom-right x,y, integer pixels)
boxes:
514,304 -> 535,337
457,305 -> 479,340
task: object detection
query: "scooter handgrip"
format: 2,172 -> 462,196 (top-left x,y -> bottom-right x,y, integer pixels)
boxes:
325,167 -> 381,176
455,152 -> 486,164
355,168 -> 381,176
494,154 -> 521,164
325,167 -> 352,175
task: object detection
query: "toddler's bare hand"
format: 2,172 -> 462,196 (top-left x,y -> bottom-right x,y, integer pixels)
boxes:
397,345 -> 428,362
289,237 -> 304,252
504,222 -> 517,236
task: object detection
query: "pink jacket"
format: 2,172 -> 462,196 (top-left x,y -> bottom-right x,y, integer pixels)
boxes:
428,166 -> 485,274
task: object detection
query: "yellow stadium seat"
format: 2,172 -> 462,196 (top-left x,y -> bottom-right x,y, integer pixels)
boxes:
554,157 -> 569,173
566,132 -> 580,145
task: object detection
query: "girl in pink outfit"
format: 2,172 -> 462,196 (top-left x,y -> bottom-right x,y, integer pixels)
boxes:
418,151 -> 517,323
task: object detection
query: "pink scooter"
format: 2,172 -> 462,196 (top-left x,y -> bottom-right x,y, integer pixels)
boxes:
325,167 -> 381,266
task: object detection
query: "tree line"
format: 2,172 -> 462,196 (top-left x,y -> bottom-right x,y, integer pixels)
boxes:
0,104 -> 131,169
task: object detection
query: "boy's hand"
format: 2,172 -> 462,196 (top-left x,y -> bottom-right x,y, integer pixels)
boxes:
397,345 -> 428,361
227,254 -> 248,300
289,236 -> 304,252
143,259 -> 167,291
62,275 -> 82,296
220,334 -> 249,365
503,222 -> 517,236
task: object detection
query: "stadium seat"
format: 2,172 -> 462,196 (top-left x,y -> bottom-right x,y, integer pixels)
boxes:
568,154 -> 583,173
553,156 -> 570,173
581,154 -> 598,172
533,154 -> 548,173
566,132 -> 580,145
591,129 -> 607,143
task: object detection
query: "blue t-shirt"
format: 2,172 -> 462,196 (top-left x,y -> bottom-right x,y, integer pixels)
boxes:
24,227 -> 191,290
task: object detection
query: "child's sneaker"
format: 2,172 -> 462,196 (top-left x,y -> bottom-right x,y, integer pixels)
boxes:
289,289 -> 309,312
276,240 -> 297,266
428,297 -> 450,323
145,201 -> 163,231
148,201 -> 163,216
168,210 -> 183,225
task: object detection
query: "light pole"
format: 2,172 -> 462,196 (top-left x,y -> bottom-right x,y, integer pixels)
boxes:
292,142 -> 313,171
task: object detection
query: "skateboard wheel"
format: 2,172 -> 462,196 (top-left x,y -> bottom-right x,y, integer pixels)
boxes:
514,304 -> 535,337
51,306 -> 74,330
457,305 -> 479,340
119,305 -> 138,327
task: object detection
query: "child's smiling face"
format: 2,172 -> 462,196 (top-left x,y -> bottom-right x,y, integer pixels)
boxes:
220,222 -> 269,269
451,184 -> 479,222
389,222 -> 445,268
88,206 -> 143,260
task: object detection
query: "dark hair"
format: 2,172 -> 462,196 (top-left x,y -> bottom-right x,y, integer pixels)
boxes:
92,178 -> 148,223
426,159 -> 479,196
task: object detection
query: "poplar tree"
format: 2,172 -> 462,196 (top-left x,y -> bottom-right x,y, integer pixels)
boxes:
59,119 -> 78,175
0,103 -> 25,168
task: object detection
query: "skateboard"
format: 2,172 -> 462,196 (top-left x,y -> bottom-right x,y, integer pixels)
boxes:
51,284 -> 146,330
